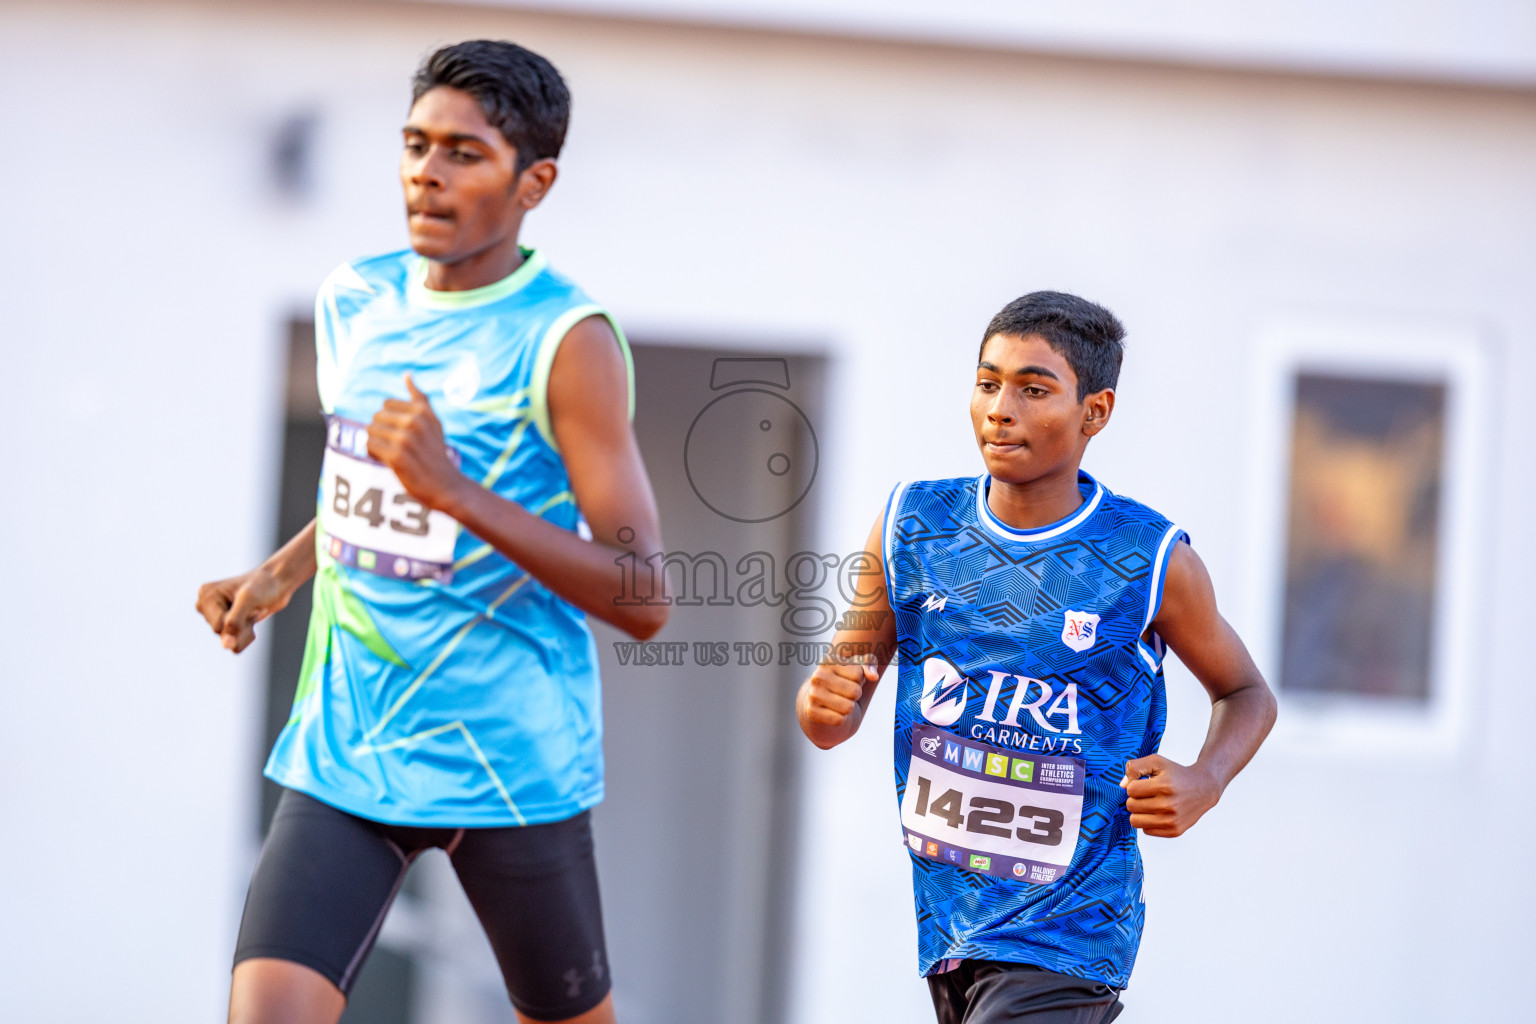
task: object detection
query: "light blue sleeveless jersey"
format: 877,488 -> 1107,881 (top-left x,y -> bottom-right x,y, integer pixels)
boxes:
264,248 -> 631,827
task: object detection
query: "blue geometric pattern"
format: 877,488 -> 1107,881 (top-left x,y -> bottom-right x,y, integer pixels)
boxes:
885,472 -> 1186,986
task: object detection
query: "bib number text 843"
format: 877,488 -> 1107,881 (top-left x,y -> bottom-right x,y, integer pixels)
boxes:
910,774 -> 1065,846
331,475 -> 430,536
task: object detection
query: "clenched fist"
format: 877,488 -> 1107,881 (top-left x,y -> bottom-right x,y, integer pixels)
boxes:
196,567 -> 293,653
1119,754 -> 1221,838
366,374 -> 469,514
797,658 -> 880,749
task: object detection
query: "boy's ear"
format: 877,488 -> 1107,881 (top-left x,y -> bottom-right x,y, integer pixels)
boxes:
516,157 -> 559,209
1082,388 -> 1115,438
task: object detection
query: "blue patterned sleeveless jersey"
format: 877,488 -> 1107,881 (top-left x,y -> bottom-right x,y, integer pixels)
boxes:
884,471 -> 1186,985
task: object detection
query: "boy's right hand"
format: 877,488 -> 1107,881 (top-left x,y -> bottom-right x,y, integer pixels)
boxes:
196,568 -> 293,654
797,659 -> 880,745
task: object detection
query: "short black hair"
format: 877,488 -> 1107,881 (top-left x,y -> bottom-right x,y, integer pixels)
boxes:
980,291 -> 1125,400
411,40 -> 570,172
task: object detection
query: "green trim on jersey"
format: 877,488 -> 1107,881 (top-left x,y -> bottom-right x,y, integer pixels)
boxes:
405,249 -> 549,310
290,563 -> 409,724
528,304 -> 636,453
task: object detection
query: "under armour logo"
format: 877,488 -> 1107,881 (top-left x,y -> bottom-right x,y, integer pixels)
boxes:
922,594 -> 948,613
564,950 -> 606,998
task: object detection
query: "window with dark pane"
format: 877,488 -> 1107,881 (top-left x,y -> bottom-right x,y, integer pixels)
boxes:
1279,373 -> 1445,701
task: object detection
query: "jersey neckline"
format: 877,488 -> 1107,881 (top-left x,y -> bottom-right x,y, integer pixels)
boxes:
975,471 -> 1104,543
406,247 -> 547,310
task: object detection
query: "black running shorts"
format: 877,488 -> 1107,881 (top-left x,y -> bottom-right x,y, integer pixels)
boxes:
928,960 -> 1124,1024
234,789 -> 611,1021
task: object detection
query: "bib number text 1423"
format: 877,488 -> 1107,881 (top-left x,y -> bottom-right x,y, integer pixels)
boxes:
900,724 -> 1085,884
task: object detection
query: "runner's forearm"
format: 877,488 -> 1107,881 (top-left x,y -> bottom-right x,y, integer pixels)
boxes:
1191,680 -> 1276,791
442,479 -> 666,639
262,519 -> 319,594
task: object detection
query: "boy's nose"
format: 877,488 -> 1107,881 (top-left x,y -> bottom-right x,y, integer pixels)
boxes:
407,155 -> 447,189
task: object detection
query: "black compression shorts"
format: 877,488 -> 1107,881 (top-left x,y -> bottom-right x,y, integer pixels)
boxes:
928,960 -> 1124,1024
234,789 -> 611,1021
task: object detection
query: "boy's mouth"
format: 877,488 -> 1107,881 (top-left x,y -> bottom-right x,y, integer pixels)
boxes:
408,205 -> 455,224
983,438 -> 1025,455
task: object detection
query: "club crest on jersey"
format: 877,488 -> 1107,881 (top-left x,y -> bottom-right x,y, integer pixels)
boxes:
1061,610 -> 1100,653
919,656 -> 967,726
442,354 -> 482,407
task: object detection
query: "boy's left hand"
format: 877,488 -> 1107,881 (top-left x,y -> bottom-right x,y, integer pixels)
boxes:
367,374 -> 469,514
1120,754 -> 1221,838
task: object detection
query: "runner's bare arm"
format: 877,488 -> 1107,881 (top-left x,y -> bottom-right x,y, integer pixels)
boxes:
1122,542 -> 1276,837
797,511 -> 898,749
195,519 -> 319,653
366,315 -> 668,640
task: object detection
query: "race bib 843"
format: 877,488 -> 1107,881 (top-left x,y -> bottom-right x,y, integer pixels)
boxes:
316,416 -> 460,582
900,724 -> 1085,884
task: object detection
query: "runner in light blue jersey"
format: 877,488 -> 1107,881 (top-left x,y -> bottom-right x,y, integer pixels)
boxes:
264,245 -> 627,827
196,41 -> 665,1024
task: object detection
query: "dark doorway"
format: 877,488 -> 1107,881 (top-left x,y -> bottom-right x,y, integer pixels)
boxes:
261,319 -> 416,1024
261,319 -> 324,834
592,343 -> 825,1024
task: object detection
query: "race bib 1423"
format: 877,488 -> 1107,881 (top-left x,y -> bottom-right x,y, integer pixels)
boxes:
316,415 -> 460,582
900,723 -> 1085,884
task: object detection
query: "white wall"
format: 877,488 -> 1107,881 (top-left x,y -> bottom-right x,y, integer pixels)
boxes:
452,0 -> 1536,85
0,1 -> 1532,1021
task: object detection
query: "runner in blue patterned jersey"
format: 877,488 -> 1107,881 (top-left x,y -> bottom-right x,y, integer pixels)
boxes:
798,291 -> 1276,1024
884,470 -> 1184,984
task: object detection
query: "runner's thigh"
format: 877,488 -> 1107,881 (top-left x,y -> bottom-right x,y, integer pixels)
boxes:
234,789 -> 416,994
451,811 -> 611,1021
